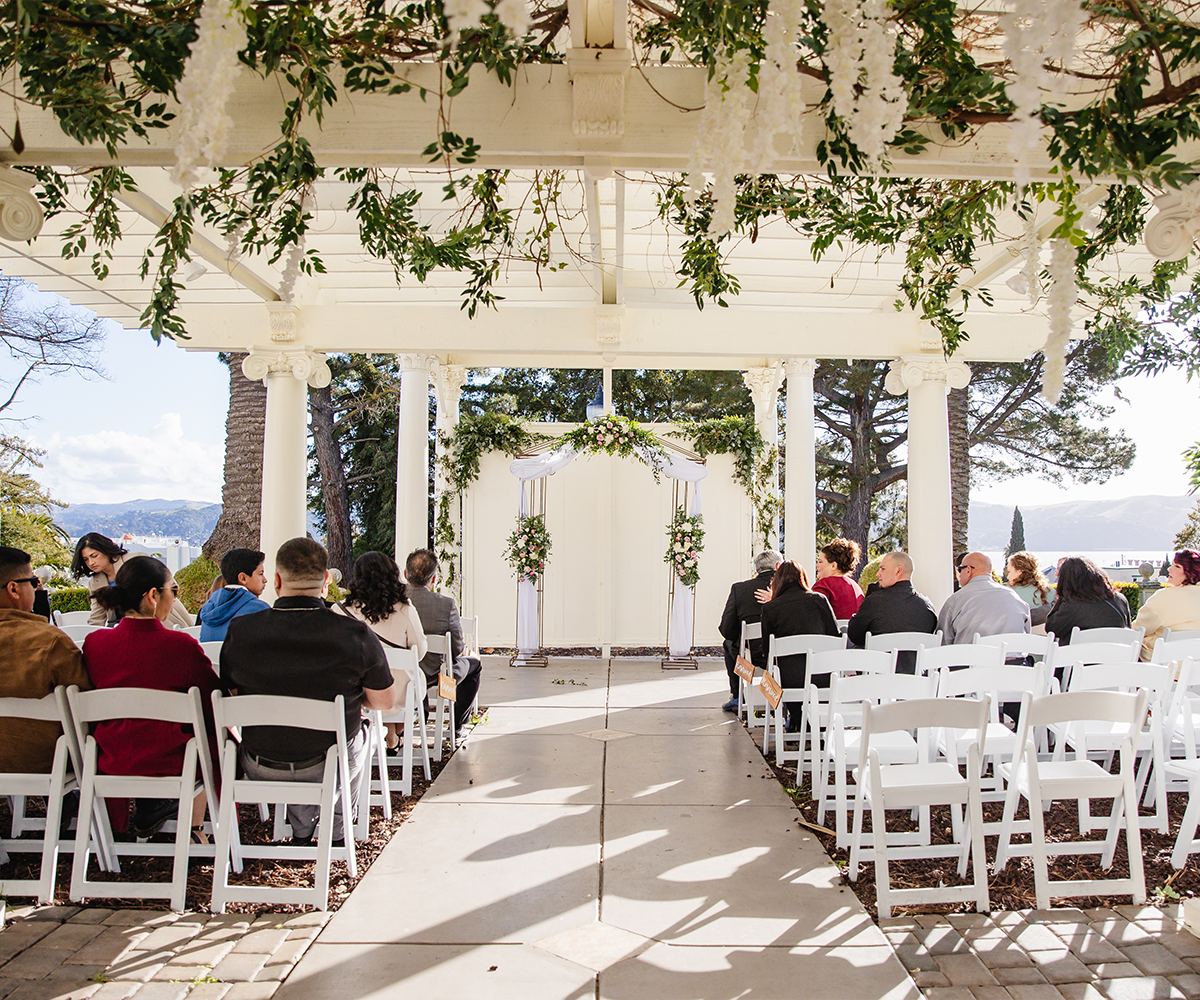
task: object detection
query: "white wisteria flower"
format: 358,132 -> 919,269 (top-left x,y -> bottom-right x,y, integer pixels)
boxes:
749,0 -> 809,172
444,0 -> 489,44
1041,237 -> 1077,403
172,0 -> 248,191
685,46 -> 753,236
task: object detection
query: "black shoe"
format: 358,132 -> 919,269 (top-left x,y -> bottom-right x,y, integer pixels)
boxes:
58,790 -> 80,838
291,834 -> 314,846
132,798 -> 176,838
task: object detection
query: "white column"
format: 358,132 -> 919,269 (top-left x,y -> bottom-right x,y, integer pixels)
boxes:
395,354 -> 436,561
784,358 -> 817,574
434,364 -> 468,599
742,362 -> 783,551
884,355 -> 971,611
242,348 -> 332,592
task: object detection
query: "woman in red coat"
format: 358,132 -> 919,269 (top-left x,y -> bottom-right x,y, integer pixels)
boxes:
812,538 -> 865,621
82,557 -> 223,839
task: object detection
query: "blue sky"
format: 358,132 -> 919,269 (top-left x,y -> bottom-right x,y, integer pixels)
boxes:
0,284 -> 1195,509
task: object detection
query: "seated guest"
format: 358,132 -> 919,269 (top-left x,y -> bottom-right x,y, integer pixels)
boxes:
31,566 -> 52,622
333,551 -> 427,750
938,551 -> 1029,644
760,560 -> 839,728
0,547 -> 92,774
82,556 -> 221,839
1134,549 -> 1200,660
812,538 -> 865,620
72,532 -> 194,629
717,549 -> 782,713
404,549 -> 482,732
846,552 -> 937,672
1045,556 -> 1131,646
1006,550 -> 1055,627
220,538 -> 395,845
198,548 -> 270,641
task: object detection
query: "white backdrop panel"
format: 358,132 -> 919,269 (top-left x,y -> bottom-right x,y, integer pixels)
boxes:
460,425 -> 753,648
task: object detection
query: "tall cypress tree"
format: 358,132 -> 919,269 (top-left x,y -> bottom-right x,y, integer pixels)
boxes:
1005,507 -> 1026,559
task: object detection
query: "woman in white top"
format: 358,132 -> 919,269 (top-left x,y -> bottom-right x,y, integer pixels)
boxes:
72,532 -> 194,629
333,551 -> 427,748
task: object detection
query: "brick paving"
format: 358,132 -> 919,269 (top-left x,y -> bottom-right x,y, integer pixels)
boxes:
0,907 -> 329,1000
882,905 -> 1200,1000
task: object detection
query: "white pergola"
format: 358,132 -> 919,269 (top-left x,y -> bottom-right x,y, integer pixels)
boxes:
0,0 -> 1190,618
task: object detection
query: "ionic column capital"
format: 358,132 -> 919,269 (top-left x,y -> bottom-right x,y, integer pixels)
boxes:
742,363 -> 783,412
1144,190 -> 1197,261
0,167 -> 44,242
397,352 -> 437,373
783,357 -> 816,379
242,347 -> 331,389
884,355 -> 971,395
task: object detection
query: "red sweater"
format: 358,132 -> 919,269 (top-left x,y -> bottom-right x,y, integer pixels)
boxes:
81,617 -> 223,780
813,574 -> 865,620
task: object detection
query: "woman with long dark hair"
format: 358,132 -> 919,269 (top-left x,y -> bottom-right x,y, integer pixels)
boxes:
81,556 -> 222,840
72,532 -> 193,628
1045,556 -> 1130,645
1134,549 -> 1200,659
332,551 -> 427,749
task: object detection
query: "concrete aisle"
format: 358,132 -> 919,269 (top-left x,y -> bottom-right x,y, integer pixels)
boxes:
274,658 -> 919,1000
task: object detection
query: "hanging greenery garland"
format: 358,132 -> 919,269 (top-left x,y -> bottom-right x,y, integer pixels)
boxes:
505,514 -> 551,582
665,508 -> 705,588
561,413 -> 667,479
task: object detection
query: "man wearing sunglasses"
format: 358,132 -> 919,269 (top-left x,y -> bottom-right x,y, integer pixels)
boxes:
936,551 -> 1030,645
0,547 -> 92,774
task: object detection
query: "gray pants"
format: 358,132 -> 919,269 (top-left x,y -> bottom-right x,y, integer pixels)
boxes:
239,724 -> 369,841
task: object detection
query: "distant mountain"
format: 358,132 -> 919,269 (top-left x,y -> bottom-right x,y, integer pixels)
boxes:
53,499 -> 222,545
969,495 -> 1195,551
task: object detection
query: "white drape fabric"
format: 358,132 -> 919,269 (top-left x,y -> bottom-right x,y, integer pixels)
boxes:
509,442 -> 708,656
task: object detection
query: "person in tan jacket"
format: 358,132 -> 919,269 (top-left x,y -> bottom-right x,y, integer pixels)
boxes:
0,546 -> 92,773
72,532 -> 194,629
1135,549 -> 1200,660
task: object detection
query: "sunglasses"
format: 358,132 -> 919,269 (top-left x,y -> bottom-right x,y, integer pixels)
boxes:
155,584 -> 179,597
956,565 -> 970,572
8,576 -> 39,587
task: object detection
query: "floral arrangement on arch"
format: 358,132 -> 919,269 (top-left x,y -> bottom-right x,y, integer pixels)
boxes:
505,514 -> 551,583
665,508 -> 705,589
562,413 -> 666,476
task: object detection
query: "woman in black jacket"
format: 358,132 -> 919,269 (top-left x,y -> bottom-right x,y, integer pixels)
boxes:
1045,556 -> 1131,645
760,561 -> 840,728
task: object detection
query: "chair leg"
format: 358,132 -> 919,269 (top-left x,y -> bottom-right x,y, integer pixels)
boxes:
1026,767 -> 1051,911
1122,744 -> 1147,904
871,786 -> 891,918
1172,772 -> 1200,869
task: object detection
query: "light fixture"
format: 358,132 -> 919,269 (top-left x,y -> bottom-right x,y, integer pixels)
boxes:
181,260 -> 208,283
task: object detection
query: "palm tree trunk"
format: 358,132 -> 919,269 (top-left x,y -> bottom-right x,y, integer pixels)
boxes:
948,384 -> 970,558
310,382 -> 353,577
202,353 -> 266,562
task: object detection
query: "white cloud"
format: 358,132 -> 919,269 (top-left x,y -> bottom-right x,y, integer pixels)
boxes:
29,413 -> 223,506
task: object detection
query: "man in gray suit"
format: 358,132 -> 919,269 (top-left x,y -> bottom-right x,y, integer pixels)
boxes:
404,548 -> 482,729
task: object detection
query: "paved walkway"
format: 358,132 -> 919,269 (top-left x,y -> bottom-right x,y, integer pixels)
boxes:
273,656 -> 919,1000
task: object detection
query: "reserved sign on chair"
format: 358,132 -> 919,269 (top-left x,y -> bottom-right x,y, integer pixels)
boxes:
734,656 -> 755,684
760,671 -> 783,710
438,673 -> 457,702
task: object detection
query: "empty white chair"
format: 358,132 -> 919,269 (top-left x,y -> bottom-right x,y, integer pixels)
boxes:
847,696 -> 990,917
211,692 -> 358,913
1151,637 -> 1200,673
1051,640 -> 1140,691
994,689 -> 1148,910
974,632 -> 1057,662
915,643 -> 1003,676
426,631 -> 457,750
67,685 -> 219,912
458,614 -> 482,719
865,630 -> 942,655
53,610 -> 91,627
1070,625 -> 1145,646
737,621 -> 765,727
58,625 -> 101,648
1162,659 -> 1200,867
1164,629 -> 1200,643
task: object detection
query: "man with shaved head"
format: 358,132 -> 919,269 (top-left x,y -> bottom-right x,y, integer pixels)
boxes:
846,551 -> 937,671
937,551 -> 1029,644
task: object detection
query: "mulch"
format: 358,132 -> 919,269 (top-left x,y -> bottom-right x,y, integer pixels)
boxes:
760,745 -> 1200,916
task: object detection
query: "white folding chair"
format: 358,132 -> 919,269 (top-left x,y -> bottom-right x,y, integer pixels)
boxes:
1162,659 -> 1200,867
67,685 -> 219,912
173,625 -> 203,638
737,621 -> 765,727
762,633 -> 847,756
1151,637 -> 1200,673
458,614 -> 482,718
994,689 -> 1148,910
786,647 -> 892,778
200,641 -> 223,670
915,643 -> 1003,676
865,630 -> 941,673
1164,629 -> 1200,643
426,631 -> 458,750
936,663 -> 1050,817
0,690 -> 87,901
1052,640 -> 1140,692
53,610 -> 91,627
58,625 -> 101,648
1070,625 -> 1145,646
210,692 -> 358,913
365,647 -> 431,809
974,632 -> 1057,661
1058,662 -> 1172,834
817,671 -> 936,847
847,696 -> 990,917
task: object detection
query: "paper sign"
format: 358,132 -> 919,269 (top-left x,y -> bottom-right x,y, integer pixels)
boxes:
438,673 -> 458,702
760,671 -> 783,710
734,656 -> 755,684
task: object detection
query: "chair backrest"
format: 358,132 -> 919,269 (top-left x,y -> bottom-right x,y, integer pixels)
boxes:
1152,637 -> 1200,667
174,625 -> 203,638
805,648 -> 895,684
1166,658 -> 1200,752
383,647 -> 421,709
54,610 -> 91,627
424,631 -> 454,673
936,663 -> 1048,716
1070,625 -> 1145,646
915,643 -> 1003,675
1015,689 -> 1148,755
1165,629 -> 1200,643
863,696 -> 990,764
1067,661 -> 1173,704
973,632 -> 1056,658
739,621 -> 762,659
59,624 -> 101,646
0,689 -> 86,781
1056,640 -> 1139,667
213,691 -> 347,740
201,641 -> 223,669
768,633 -> 847,664
460,614 -> 480,652
829,670 -> 936,716
865,630 -> 942,652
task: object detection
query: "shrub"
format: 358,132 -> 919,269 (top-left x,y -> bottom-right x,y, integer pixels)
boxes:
49,587 -> 90,614
1115,581 -> 1142,617
858,556 -> 882,588
327,581 -> 345,603
175,557 -> 219,616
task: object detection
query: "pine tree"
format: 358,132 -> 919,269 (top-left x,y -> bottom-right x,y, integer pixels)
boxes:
1005,506 -> 1026,559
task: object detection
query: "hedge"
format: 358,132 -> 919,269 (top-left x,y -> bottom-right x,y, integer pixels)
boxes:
1115,581 -> 1142,617
49,588 -> 90,614
175,557 -> 219,616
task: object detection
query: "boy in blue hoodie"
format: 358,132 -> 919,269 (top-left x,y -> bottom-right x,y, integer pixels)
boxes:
198,548 -> 271,641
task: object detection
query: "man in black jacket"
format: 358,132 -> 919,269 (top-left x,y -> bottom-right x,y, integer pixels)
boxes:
846,551 -> 937,672
717,549 -> 781,712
